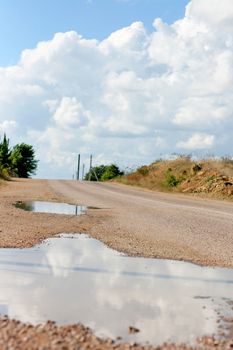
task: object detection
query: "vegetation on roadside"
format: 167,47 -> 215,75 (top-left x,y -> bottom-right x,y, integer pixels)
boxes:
116,156 -> 233,199
0,134 -> 38,179
85,164 -> 124,181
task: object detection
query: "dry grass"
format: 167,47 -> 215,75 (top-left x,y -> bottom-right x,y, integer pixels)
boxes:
0,177 -> 7,188
117,157 -> 233,199
205,158 -> 233,177
0,171 -> 10,181
118,157 -> 192,191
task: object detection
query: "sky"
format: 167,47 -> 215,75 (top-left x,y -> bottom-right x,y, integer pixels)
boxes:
0,0 -> 232,179
0,0 -> 189,66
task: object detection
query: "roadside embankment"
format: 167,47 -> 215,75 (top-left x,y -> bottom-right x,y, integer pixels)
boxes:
117,157 -> 233,200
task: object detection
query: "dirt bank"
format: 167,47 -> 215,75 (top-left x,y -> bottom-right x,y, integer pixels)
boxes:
117,157 -> 233,199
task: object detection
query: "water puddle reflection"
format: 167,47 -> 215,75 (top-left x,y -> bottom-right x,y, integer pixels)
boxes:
0,234 -> 233,345
15,201 -> 87,215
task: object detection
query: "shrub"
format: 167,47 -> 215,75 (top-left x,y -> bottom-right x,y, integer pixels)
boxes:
101,164 -> 124,181
85,164 -> 124,181
0,165 -> 10,180
165,169 -> 180,187
205,175 -> 216,183
137,165 -> 149,176
87,165 -> 107,181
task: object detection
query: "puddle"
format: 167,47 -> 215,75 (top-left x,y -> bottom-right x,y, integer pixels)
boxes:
0,234 -> 233,345
15,201 -> 87,215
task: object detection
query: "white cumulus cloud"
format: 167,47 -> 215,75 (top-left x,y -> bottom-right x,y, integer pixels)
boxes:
177,133 -> 215,150
0,120 -> 17,134
53,97 -> 90,128
0,0 -> 232,178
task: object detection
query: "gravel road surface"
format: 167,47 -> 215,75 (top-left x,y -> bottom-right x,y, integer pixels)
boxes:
49,179 -> 233,267
1,178 -> 233,267
1,178 -> 233,349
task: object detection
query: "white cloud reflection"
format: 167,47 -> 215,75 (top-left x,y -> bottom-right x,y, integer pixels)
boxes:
0,234 -> 232,344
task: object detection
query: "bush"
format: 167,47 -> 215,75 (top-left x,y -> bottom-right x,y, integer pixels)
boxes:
101,164 -> 123,181
84,165 -> 106,181
137,165 -> 149,176
205,175 -> 216,183
85,164 -> 124,181
165,169 -> 180,187
0,165 -> 10,180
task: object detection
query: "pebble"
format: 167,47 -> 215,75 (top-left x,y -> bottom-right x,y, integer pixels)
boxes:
0,317 -> 233,350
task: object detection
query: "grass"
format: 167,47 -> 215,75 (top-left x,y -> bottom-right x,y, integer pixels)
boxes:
0,168 -> 10,181
118,157 -> 192,191
116,156 -> 233,199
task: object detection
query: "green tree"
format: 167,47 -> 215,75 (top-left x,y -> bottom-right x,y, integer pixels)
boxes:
0,133 -> 11,169
84,165 -> 106,181
10,143 -> 38,178
101,164 -> 123,181
85,164 -> 124,181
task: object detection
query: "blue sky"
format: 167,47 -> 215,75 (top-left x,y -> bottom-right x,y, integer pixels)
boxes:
0,0 -> 232,178
0,0 -> 189,66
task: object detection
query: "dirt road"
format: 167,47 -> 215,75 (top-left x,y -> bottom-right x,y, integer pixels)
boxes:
48,180 -> 233,267
1,178 -> 233,267
1,178 -> 233,349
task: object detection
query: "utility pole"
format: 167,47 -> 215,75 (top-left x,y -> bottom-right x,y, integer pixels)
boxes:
88,154 -> 92,181
82,163 -> 85,180
93,168 -> 99,181
76,154 -> 80,180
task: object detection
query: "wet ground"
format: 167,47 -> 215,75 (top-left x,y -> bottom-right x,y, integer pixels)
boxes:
15,201 -> 87,215
0,234 -> 233,346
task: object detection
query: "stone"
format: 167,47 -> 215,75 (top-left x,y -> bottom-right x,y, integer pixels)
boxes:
191,164 -> 202,174
128,326 -> 140,334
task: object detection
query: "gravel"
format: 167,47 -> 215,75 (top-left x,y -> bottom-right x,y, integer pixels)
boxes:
1,178 -> 233,349
1,317 -> 233,350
